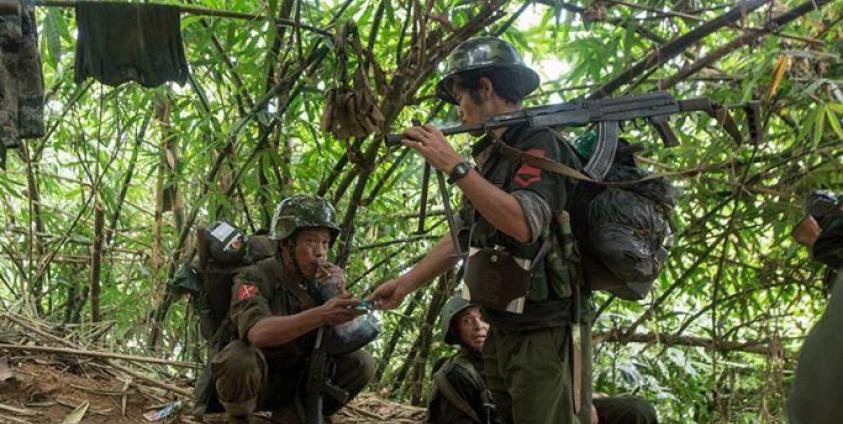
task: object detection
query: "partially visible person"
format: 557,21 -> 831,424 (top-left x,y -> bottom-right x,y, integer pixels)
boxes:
427,295 -> 657,424
592,394 -> 658,424
787,190 -> 843,424
427,295 -> 496,424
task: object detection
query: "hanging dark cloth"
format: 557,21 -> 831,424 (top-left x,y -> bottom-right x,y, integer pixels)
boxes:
0,1 -> 45,155
74,2 -> 190,88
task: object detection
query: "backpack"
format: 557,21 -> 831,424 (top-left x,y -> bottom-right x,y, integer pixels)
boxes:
169,221 -> 275,340
497,137 -> 678,301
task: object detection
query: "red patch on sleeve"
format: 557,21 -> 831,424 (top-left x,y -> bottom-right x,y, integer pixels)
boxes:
238,283 -> 258,301
513,149 -> 545,187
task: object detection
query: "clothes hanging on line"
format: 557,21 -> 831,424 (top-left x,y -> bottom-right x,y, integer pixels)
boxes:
74,2 -> 190,88
0,0 -> 45,156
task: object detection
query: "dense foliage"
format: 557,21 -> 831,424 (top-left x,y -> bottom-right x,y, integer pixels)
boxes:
0,1 -> 840,422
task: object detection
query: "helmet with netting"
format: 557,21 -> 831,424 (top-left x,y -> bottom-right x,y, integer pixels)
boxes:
270,195 -> 341,243
436,36 -> 540,104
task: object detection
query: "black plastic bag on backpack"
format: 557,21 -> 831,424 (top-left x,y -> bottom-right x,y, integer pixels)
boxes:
573,140 -> 679,300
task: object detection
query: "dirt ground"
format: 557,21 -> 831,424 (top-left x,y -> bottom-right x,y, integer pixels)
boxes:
0,357 -> 424,424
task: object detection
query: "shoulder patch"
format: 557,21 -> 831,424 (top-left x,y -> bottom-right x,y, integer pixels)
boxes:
513,148 -> 545,187
238,283 -> 258,301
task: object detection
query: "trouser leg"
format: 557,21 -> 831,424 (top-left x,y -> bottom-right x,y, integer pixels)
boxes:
483,328 -> 513,423
323,350 -> 375,415
212,340 -> 267,417
485,325 -> 576,424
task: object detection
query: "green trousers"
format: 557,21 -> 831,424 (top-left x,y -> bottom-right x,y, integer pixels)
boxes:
483,324 -> 592,424
209,340 -> 374,419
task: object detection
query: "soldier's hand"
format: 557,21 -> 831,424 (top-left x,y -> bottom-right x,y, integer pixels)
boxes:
316,262 -> 347,293
401,124 -> 463,173
367,278 -> 408,310
318,293 -> 365,326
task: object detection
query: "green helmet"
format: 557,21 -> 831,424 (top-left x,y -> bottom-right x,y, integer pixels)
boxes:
270,194 -> 341,243
436,36 -> 540,104
441,295 -> 474,345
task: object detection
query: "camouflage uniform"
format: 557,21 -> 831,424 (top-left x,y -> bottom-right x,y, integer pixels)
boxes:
787,212 -> 843,424
194,257 -> 374,420
0,2 -> 44,152
193,195 -> 374,422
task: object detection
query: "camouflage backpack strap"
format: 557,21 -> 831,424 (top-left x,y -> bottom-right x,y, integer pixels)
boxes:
431,359 -> 483,424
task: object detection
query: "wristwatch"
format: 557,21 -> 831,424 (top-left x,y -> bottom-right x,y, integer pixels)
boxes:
448,161 -> 472,184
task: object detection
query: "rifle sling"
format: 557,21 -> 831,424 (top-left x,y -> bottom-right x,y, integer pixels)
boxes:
494,140 -> 667,187
432,367 -> 483,423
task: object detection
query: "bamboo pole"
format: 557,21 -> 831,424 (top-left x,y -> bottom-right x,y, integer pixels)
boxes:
31,0 -> 332,37
0,343 -> 201,368
89,202 -> 104,322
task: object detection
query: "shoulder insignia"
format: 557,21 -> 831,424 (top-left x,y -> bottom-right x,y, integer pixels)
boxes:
514,148 -> 545,187
238,283 -> 258,301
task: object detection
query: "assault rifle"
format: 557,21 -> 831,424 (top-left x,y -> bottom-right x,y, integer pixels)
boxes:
303,271 -> 379,424
385,91 -> 760,251
385,91 -> 760,180
305,326 -> 349,424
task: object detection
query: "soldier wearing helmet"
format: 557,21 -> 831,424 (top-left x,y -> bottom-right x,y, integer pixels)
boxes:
370,37 -> 588,424
427,299 -> 659,424
426,295 -> 496,424
204,195 -> 374,424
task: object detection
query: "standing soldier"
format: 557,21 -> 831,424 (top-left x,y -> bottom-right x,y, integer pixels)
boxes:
196,195 -> 375,424
370,37 -> 591,423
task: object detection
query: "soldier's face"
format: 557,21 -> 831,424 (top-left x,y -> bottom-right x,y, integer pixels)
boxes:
456,306 -> 489,350
293,228 -> 332,277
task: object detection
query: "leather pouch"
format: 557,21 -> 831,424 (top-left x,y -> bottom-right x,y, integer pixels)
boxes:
465,247 -> 532,313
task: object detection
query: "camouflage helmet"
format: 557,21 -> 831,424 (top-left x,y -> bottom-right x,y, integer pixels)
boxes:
270,194 -> 341,243
441,295 -> 474,345
436,36 -> 540,104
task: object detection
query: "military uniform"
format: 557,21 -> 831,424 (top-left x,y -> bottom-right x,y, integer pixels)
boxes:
787,212 -> 843,424
456,122 -> 590,424
427,349 -> 496,424
194,256 -> 374,420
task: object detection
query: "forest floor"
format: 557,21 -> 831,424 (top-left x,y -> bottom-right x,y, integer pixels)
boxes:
0,312 -> 425,424
0,358 -> 425,423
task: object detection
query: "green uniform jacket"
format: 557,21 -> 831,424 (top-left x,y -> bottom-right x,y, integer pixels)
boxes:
458,123 -> 585,332
194,256 -> 319,414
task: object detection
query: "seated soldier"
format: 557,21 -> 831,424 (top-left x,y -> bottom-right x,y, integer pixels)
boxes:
427,295 -> 658,424
195,195 -> 375,424
427,295 -> 496,424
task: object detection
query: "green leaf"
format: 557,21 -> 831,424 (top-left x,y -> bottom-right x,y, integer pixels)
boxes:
43,8 -> 63,68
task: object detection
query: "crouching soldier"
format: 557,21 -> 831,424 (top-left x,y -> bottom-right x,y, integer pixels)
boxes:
195,195 -> 375,424
428,296 -> 657,424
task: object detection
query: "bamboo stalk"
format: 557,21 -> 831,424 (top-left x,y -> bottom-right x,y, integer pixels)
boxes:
0,344 -> 200,368
31,0 -> 332,37
89,202 -> 104,322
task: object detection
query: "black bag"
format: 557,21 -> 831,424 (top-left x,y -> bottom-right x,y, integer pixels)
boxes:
497,137 -> 677,301
569,140 -> 678,300
169,221 -> 275,340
